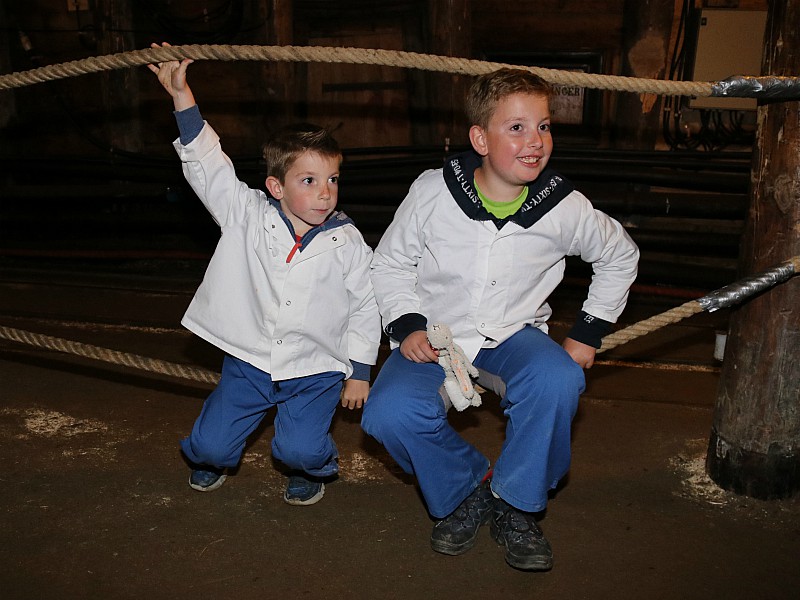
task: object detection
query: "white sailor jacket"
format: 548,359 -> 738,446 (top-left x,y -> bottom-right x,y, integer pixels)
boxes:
371,151 -> 639,361
174,124 -> 380,380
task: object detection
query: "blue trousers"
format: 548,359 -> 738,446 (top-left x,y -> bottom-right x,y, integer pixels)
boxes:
362,326 -> 585,518
181,355 -> 344,477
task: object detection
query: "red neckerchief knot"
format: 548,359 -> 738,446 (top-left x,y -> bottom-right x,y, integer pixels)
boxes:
285,234 -> 302,263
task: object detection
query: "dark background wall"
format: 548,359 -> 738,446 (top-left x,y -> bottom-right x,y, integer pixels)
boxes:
0,0 -> 773,291
0,0 -> 769,156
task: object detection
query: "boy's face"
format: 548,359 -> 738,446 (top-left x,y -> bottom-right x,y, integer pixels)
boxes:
265,150 -> 340,236
469,92 -> 552,200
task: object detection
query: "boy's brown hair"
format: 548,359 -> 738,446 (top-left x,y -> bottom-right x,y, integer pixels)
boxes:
262,123 -> 342,182
466,68 -> 552,130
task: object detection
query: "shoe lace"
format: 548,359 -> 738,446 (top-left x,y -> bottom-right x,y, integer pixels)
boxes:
442,486 -> 491,528
287,475 -> 316,493
500,508 -> 544,544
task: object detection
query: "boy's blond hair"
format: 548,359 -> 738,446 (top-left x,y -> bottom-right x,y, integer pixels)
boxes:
262,123 -> 342,182
466,68 -> 552,130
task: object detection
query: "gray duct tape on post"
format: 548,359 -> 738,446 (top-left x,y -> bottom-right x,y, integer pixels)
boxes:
697,260 -> 797,312
711,76 -> 800,101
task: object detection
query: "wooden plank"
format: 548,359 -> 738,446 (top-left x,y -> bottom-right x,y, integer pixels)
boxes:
472,12 -> 622,52
305,30 -> 411,148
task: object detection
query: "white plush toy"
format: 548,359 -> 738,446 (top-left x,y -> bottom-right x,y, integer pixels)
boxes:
427,323 -> 481,412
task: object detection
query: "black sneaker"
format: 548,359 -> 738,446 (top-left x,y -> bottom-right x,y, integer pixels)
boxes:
430,482 -> 494,555
490,499 -> 553,571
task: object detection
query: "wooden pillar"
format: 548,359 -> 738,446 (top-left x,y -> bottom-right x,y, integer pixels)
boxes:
613,0 -> 675,149
428,0 -> 471,147
97,0 -> 142,153
402,10 -> 432,148
706,0 -> 800,499
261,0 -> 295,129
0,1 -> 15,129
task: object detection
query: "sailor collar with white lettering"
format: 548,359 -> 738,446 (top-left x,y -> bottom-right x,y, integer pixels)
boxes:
442,150 -> 574,229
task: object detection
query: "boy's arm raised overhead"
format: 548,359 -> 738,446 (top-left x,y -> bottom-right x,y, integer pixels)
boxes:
146,47 -> 255,229
147,42 -> 195,112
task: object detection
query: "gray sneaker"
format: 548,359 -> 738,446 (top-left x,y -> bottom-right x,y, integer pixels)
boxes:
189,466 -> 226,492
430,481 -> 495,555
490,499 -> 553,571
283,473 -> 325,506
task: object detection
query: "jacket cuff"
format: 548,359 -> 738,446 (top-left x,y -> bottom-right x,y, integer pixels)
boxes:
385,313 -> 428,344
174,104 -> 204,145
348,361 -> 371,381
567,310 -> 613,349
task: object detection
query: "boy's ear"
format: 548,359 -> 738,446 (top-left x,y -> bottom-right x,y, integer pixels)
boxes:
265,176 -> 283,199
469,125 -> 488,156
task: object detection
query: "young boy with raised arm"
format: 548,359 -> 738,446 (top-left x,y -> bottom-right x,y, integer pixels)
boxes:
149,44 -> 380,506
362,68 -> 639,569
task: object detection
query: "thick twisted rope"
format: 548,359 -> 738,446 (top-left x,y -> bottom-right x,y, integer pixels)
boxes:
0,44 -> 716,96
2,45 -> 797,382
599,256 -> 800,353
1,256 -> 796,384
598,300 -> 703,353
0,324 -> 219,386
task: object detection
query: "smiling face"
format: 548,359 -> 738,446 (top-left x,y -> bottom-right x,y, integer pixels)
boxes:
265,150 -> 340,236
468,92 -> 553,202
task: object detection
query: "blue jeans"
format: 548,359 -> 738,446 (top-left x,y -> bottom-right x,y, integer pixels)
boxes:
362,326 -> 585,517
181,355 -> 344,477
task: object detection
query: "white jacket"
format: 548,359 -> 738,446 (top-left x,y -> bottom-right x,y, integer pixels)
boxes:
371,156 -> 639,361
174,123 -> 381,380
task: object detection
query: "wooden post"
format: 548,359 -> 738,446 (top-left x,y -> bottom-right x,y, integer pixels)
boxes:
613,0 -> 675,149
0,1 -> 15,129
262,0 -> 295,130
97,0 -> 141,153
428,0 -> 471,147
706,0 -> 800,499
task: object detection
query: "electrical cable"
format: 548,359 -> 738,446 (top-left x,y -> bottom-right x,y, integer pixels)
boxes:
662,0 -> 759,153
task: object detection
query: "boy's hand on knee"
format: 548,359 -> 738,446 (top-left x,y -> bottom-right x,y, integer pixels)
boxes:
400,330 -> 440,363
341,378 -> 369,410
562,337 -> 596,369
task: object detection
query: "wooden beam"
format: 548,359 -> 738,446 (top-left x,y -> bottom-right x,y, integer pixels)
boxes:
429,0 -> 471,146
97,0 -> 142,153
263,0 -> 296,128
613,0 -> 674,149
0,1 -> 15,129
706,0 -> 800,499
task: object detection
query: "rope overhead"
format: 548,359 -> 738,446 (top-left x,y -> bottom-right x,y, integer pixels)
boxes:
1,44 -> 798,383
0,44 -> 731,97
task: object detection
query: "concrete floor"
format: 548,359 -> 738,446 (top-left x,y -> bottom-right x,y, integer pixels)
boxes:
1,259 -> 798,599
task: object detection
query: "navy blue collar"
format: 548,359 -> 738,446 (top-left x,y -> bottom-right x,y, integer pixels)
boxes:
442,150 -> 574,229
267,197 -> 354,250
